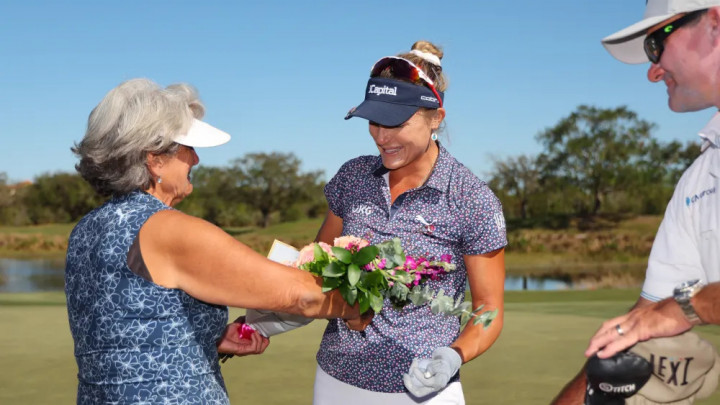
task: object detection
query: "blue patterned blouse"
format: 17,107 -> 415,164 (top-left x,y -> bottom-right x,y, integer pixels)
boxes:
65,191 -> 230,404
316,145 -> 507,392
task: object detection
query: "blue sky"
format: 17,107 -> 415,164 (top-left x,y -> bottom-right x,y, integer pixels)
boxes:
1,0 -> 715,183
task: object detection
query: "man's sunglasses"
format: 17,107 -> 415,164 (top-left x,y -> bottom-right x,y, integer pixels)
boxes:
370,56 -> 443,107
644,10 -> 704,64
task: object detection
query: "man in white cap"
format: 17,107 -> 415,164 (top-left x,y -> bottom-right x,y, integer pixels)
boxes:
553,1 -> 720,403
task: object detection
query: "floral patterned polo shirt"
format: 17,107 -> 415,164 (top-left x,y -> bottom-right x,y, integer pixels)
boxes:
316,144 -> 507,392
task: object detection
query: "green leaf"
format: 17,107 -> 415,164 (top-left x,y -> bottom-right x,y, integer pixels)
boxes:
339,284 -> 358,305
391,238 -> 404,253
408,285 -> 429,306
460,311 -> 471,327
363,270 -> 386,288
429,289 -> 453,315
451,301 -> 471,317
313,244 -> 328,262
393,270 -> 414,284
473,308 -> 499,329
388,282 -> 410,302
353,246 -> 379,266
321,277 -> 342,292
369,291 -> 384,313
322,262 -> 346,278
421,285 -> 434,301
347,263 -> 362,286
331,247 -> 352,264
358,292 -> 370,314
392,254 -> 405,268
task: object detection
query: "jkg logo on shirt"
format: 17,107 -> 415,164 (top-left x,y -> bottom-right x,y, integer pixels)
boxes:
352,204 -> 373,216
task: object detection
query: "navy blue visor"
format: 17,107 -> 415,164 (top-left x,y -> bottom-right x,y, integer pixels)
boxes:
345,77 -> 445,127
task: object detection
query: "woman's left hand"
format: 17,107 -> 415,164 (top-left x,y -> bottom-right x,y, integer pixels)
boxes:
343,309 -> 374,331
217,317 -> 270,357
403,347 -> 462,397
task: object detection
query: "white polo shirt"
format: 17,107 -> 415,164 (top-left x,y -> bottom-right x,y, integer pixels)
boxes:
642,113 -> 720,302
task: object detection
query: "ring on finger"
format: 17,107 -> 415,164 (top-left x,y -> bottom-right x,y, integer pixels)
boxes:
615,324 -> 625,336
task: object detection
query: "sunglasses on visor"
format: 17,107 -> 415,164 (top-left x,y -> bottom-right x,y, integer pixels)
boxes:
644,10 -> 704,64
370,56 -> 443,107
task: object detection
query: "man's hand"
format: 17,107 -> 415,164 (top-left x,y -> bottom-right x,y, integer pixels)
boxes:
217,319 -> 270,358
585,298 -> 692,359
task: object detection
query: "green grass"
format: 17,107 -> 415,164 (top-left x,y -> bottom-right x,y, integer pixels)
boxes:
0,223 -> 75,236
2,290 -> 719,404
615,215 -> 663,234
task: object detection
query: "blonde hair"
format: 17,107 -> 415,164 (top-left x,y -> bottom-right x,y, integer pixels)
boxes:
399,40 -> 447,92
392,41 -> 448,134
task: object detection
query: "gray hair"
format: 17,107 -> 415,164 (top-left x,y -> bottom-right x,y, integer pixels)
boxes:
72,78 -> 205,196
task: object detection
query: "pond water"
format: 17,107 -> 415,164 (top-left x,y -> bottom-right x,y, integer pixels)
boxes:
0,258 -> 578,293
0,257 -> 67,293
504,275 -> 573,291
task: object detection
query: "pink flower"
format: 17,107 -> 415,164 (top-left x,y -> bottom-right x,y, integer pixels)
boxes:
295,242 -> 333,266
440,254 -> 452,263
296,245 -> 316,266
238,323 -> 256,340
404,256 -> 419,270
318,242 -> 333,254
334,236 -> 370,251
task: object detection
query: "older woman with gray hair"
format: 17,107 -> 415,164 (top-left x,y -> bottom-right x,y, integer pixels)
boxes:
65,78 -> 366,404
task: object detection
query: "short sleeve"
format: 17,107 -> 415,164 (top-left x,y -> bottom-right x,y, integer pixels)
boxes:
642,184 -> 704,302
324,159 -> 357,219
458,180 -> 508,255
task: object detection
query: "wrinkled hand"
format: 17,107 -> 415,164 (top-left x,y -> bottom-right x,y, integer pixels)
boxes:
403,347 -> 462,397
585,298 -> 692,359
217,318 -> 270,358
343,309 -> 374,331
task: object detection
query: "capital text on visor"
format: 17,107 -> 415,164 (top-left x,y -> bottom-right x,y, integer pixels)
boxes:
368,85 -> 397,96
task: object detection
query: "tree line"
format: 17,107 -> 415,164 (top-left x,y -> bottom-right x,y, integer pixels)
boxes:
0,106 -> 701,229
0,152 -> 327,228
488,105 -> 699,228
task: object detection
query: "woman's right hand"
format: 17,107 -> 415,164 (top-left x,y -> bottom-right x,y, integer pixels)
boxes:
217,319 -> 270,357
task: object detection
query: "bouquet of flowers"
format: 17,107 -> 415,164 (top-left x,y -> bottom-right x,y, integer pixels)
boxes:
295,236 -> 497,328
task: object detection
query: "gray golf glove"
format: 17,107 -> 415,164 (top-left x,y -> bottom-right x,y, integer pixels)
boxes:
403,347 -> 462,397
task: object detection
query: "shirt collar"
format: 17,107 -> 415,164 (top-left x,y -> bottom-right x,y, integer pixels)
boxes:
372,143 -> 451,193
698,112 -> 720,151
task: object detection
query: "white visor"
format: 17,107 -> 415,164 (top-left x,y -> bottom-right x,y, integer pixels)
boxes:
173,119 -> 231,148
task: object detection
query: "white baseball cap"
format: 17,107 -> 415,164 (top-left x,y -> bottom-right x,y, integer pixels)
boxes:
602,0 -> 720,64
173,119 -> 231,148
627,331 -> 720,404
